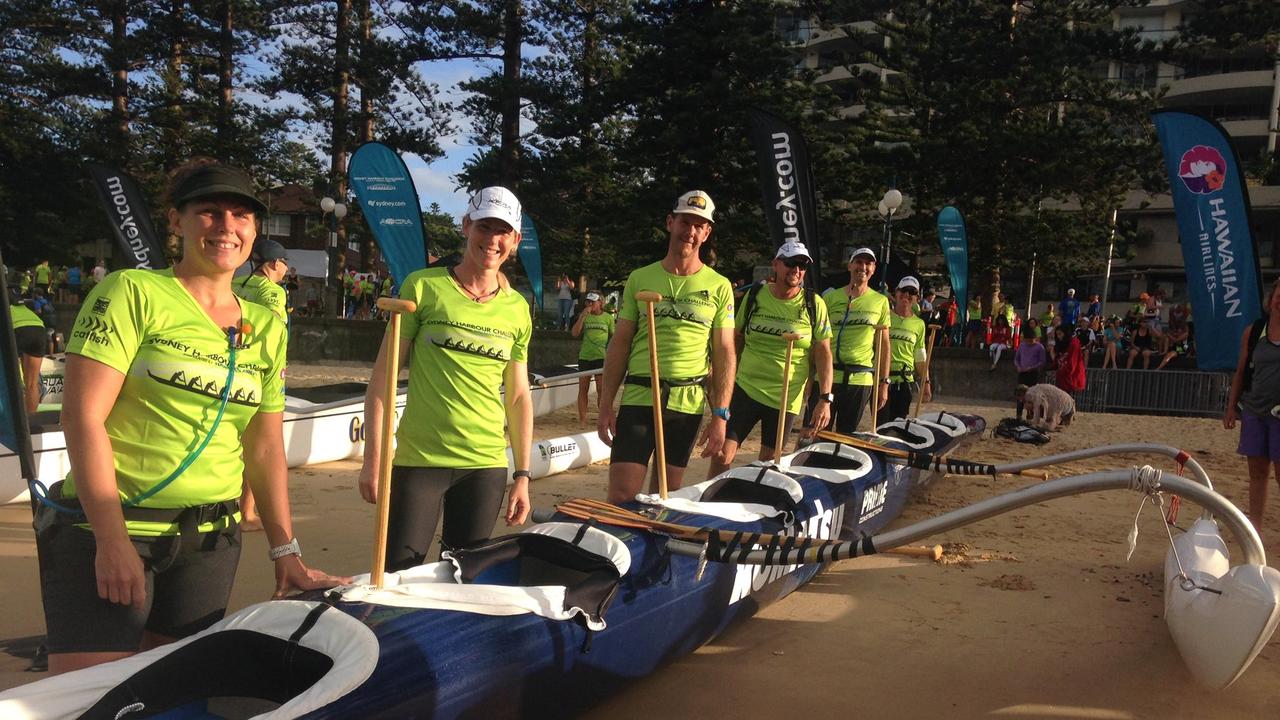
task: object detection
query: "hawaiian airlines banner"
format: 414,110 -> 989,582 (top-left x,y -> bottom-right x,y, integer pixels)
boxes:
1153,110 -> 1262,371
937,206 -> 969,326
748,108 -> 823,286
0,251 -> 34,481
518,214 -> 544,313
349,142 -> 428,286
87,163 -> 167,269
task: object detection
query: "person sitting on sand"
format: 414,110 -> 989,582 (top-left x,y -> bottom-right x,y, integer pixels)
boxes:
1017,383 -> 1076,432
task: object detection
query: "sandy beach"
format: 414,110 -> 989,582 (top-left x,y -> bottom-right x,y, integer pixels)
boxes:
1,362 -> 1277,718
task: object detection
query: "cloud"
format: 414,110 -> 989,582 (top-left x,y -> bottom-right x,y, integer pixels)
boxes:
408,164 -> 469,219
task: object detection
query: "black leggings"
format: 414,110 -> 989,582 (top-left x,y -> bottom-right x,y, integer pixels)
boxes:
806,381 -> 872,434
385,466 -> 508,572
876,382 -> 913,426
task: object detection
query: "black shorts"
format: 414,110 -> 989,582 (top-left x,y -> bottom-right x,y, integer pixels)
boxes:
725,385 -> 795,449
14,326 -> 46,357
806,381 -> 872,435
1016,370 -> 1040,388
36,512 -> 241,653
577,358 -> 604,372
386,466 -> 508,572
876,381 -> 913,425
610,403 -> 703,468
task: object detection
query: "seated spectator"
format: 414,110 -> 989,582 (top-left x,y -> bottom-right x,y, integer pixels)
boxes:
1155,323 -> 1195,370
1125,318 -> 1158,369
1086,294 -> 1102,320
989,314 -> 1013,369
1100,317 -> 1126,369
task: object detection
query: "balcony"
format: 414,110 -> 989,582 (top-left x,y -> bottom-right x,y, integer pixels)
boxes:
1163,69 -> 1275,106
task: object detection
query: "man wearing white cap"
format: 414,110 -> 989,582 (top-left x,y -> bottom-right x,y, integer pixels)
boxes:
1059,287 -> 1081,328
572,290 -> 613,425
598,190 -> 736,503
810,247 -> 891,431
706,240 -> 833,477
359,186 -> 534,570
877,276 -> 931,424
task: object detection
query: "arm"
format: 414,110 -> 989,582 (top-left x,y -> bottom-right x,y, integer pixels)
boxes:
699,326 -> 737,457
243,411 -> 351,596
596,318 -> 636,446
62,354 -> 143,607
807,337 -> 834,433
358,332 -> 412,504
503,360 -> 533,525
1223,326 -> 1253,429
571,309 -> 587,338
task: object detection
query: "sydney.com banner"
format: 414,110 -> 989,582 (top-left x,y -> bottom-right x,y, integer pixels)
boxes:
1153,110 -> 1262,371
937,206 -> 969,326
349,141 -> 428,286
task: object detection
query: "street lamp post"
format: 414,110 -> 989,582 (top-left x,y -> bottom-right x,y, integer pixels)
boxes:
877,188 -> 904,292
320,195 -> 348,318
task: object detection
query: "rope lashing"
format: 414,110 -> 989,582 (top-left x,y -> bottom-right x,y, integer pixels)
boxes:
905,451 -> 997,476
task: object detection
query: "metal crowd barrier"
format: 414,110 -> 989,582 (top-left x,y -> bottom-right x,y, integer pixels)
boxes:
1076,367 -> 1231,418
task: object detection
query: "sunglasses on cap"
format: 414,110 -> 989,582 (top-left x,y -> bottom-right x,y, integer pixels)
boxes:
780,256 -> 809,269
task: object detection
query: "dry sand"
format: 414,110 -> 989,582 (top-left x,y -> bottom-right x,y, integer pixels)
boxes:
1,363 -> 1277,718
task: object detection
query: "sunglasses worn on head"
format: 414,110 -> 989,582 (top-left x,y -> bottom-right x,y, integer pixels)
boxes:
780,257 -> 809,269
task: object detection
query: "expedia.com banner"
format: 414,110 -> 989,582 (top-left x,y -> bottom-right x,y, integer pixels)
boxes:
349,142 -> 428,286
87,163 -> 166,270
1153,110 -> 1263,371
936,206 -> 969,326
748,108 -> 823,286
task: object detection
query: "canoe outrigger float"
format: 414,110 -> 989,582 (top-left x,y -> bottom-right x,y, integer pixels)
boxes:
0,363 -> 605,504
2,412 -> 1278,718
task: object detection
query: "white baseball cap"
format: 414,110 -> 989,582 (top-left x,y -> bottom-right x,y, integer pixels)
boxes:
672,190 -> 715,222
896,276 -> 921,293
465,186 -> 522,229
586,291 -> 601,302
848,247 -> 876,262
774,241 -> 812,262
1067,288 -> 1076,295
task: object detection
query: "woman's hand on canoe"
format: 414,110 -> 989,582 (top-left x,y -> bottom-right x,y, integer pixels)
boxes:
272,555 -> 353,599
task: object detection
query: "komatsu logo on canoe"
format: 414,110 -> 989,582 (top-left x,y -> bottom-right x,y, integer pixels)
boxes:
729,499 -> 845,605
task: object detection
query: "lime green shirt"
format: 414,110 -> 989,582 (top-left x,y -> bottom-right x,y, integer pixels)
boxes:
823,287 -> 890,387
578,311 -> 615,361
64,269 -> 287,536
10,303 -> 43,330
233,274 -> 288,321
618,262 -> 734,414
888,311 -> 926,379
736,287 -> 832,413
396,267 -> 532,468
34,264 -> 51,284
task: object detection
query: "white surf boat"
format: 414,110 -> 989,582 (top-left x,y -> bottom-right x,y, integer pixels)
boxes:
0,364 -> 602,504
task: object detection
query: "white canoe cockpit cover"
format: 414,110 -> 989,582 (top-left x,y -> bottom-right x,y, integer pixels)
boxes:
636,466 -> 806,522
1163,517 -> 1280,689
0,600 -> 379,720
778,442 -> 875,486
334,522 -> 629,632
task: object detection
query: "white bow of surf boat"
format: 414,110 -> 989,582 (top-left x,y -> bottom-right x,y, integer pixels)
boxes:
0,363 -> 603,504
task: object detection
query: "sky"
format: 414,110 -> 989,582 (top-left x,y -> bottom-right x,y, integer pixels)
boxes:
402,58 -> 481,223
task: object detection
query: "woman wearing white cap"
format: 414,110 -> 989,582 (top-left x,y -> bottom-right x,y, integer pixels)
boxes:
877,276 -> 930,424
359,186 -> 533,571
572,290 -> 613,425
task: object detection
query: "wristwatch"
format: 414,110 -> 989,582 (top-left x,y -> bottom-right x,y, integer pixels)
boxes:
268,537 -> 302,561
880,378 -> 891,385
818,392 -> 835,403
512,469 -> 531,481
712,407 -> 731,421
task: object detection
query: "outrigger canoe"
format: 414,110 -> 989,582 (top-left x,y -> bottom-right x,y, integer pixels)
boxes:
0,363 -> 603,504
0,413 -> 986,719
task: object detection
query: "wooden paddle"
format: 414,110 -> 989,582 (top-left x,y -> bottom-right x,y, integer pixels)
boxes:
913,323 -> 942,417
774,331 -> 802,460
867,325 -> 886,431
371,297 -> 416,589
555,497 -> 941,563
813,429 -> 1050,481
635,290 -> 669,499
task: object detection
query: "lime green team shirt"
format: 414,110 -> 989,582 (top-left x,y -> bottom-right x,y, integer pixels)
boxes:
396,267 -> 532,468
822,287 -> 890,386
233,273 -> 288,321
619,262 -> 734,414
578,311 -> 615,361
888,311 -> 926,379
10,303 -> 44,330
736,287 -> 832,414
63,269 -> 287,536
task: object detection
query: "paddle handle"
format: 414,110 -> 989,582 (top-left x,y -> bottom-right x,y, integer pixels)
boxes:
867,325 -> 887,431
913,324 -> 942,418
885,544 -> 943,561
371,298 -> 416,589
638,292 -> 668,499
775,332 -> 800,460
